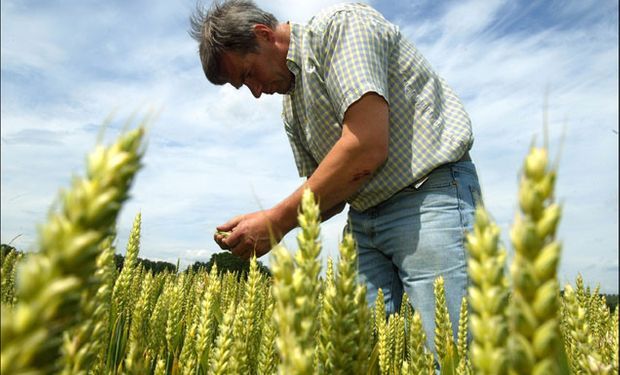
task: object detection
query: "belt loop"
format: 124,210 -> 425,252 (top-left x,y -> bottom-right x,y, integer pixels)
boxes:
413,175 -> 430,190
410,151 -> 471,191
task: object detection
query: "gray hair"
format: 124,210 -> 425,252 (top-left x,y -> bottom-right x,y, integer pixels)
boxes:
189,0 -> 278,85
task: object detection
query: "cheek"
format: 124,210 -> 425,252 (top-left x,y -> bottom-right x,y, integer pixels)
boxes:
265,67 -> 278,81
261,64 -> 279,81
252,67 -> 268,83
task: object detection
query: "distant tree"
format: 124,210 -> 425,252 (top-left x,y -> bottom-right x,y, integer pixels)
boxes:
189,261 -> 210,273
191,251 -> 271,279
114,253 -> 124,271
603,294 -> 619,311
1,244 -> 18,258
139,257 -> 177,274
114,253 -> 176,275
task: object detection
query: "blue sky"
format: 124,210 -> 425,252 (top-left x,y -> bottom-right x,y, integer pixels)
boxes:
1,0 -> 618,293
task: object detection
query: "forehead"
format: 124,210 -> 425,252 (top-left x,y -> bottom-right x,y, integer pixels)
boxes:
220,51 -> 246,88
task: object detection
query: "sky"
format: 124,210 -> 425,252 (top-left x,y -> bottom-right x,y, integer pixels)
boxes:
1,0 -> 618,293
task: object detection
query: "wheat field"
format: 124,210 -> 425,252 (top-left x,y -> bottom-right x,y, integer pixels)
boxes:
1,121 -> 618,375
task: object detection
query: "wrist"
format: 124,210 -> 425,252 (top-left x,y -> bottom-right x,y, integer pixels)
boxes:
269,202 -> 298,236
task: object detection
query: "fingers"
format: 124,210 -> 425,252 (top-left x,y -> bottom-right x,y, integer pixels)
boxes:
214,215 -> 244,249
229,234 -> 263,260
214,211 -> 274,260
213,232 -> 230,250
229,235 -> 250,259
218,224 -> 254,257
214,229 -> 241,250
217,215 -> 243,232
224,228 -> 242,249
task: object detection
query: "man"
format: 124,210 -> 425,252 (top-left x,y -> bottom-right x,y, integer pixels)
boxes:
190,0 -> 482,354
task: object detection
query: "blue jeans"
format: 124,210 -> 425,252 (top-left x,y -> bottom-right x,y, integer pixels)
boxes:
347,161 -> 481,357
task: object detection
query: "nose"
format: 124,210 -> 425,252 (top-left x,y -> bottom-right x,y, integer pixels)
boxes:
245,80 -> 262,98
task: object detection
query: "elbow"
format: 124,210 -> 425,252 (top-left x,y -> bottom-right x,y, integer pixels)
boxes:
350,147 -> 387,183
353,148 -> 387,179
341,131 -> 389,175
366,143 -> 388,172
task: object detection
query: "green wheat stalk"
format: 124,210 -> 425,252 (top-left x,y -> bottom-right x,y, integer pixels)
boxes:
0,124 -> 145,374
272,188 -> 323,375
434,276 -> 456,367
466,205 -> 509,375
508,146 -> 562,375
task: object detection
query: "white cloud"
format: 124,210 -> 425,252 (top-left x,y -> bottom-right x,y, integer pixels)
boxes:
439,0 -> 508,39
262,0 -> 370,23
0,2 -> 67,72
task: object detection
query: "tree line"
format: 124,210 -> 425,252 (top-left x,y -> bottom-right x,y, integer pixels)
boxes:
2,243 -> 270,279
2,243 -> 615,309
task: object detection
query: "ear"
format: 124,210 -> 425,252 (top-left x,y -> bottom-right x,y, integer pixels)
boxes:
252,24 -> 275,42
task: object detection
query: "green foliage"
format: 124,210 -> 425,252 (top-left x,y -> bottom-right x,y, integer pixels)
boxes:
599,294 -> 618,312
114,253 -> 176,274
1,243 -> 19,258
465,206 -> 509,375
1,123 -> 145,374
191,251 -> 272,279
271,188 -> 323,375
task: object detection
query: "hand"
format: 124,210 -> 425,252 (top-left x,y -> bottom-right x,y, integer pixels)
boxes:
213,209 -> 285,260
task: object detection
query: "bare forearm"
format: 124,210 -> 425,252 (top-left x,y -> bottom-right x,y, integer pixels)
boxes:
272,137 -> 382,233
271,93 -> 389,235
216,94 -> 388,258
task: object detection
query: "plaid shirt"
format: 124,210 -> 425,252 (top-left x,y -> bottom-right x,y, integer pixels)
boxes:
282,3 -> 473,211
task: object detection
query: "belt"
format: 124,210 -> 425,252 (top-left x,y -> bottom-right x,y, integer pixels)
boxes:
411,151 -> 472,189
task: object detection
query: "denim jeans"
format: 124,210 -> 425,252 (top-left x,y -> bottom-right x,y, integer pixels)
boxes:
347,160 -> 481,358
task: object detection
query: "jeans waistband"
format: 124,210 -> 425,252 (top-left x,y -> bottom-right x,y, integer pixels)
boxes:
458,151 -> 471,162
412,151 -> 472,189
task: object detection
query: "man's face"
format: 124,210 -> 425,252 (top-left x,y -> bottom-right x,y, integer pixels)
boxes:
220,36 -> 292,98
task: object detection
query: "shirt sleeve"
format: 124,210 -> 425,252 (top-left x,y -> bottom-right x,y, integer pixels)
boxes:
320,5 -> 394,123
283,118 -> 318,177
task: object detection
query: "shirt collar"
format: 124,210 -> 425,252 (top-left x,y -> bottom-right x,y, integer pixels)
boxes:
285,22 -> 303,94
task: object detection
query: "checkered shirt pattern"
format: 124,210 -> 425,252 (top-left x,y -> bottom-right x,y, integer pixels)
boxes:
282,3 -> 473,211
